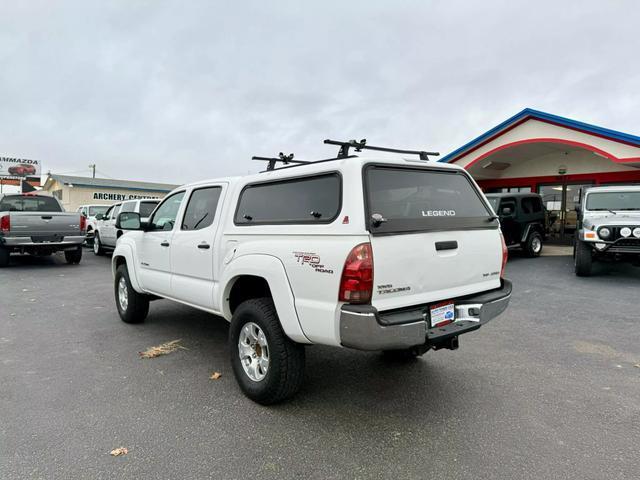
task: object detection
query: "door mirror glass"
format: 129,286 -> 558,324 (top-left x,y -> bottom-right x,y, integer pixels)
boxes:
501,206 -> 513,216
116,212 -> 141,230
95,213 -> 104,221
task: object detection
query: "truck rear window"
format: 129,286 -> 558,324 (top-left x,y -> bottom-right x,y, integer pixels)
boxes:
0,195 -> 62,212
235,173 -> 341,225
365,166 -> 495,233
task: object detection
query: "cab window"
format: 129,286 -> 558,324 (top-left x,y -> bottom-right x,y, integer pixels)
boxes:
148,192 -> 185,231
120,201 -> 136,213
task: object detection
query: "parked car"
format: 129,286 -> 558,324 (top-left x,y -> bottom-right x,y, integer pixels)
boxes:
574,185 -> 640,276
93,199 -> 159,255
111,146 -> 512,404
76,204 -> 112,245
486,193 -> 546,257
7,164 -> 37,177
0,193 -> 85,266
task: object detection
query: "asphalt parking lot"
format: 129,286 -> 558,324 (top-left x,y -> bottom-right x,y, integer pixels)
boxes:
1,250 -> 639,480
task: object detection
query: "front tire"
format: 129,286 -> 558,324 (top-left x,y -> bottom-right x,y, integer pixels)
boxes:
574,239 -> 593,277
93,232 -> 105,256
229,298 -> 305,405
522,231 -> 543,257
64,246 -> 82,264
115,264 -> 149,323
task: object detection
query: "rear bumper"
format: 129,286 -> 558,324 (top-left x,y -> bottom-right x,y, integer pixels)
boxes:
339,279 -> 512,351
1,235 -> 85,249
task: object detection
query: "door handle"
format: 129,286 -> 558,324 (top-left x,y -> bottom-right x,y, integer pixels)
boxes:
197,242 -> 210,249
435,240 -> 458,251
160,241 -> 170,247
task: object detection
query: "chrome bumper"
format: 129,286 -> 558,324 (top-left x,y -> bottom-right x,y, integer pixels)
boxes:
2,235 -> 86,248
339,279 -> 512,351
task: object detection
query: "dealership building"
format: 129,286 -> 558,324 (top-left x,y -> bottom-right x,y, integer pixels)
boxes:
440,108 -> 640,241
42,174 -> 178,212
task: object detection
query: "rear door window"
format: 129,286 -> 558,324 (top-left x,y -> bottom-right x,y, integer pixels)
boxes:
365,166 -> 495,233
182,187 -> 222,230
138,201 -> 158,218
235,174 -> 341,224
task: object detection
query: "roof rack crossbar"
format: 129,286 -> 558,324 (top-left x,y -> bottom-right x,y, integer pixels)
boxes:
323,139 -> 439,161
252,152 -> 311,171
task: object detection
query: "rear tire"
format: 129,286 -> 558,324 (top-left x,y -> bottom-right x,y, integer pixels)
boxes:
229,298 -> 305,405
522,231 -> 543,257
64,246 -> 82,264
0,247 -> 10,267
93,232 -> 105,256
115,264 -> 149,323
574,239 -> 593,277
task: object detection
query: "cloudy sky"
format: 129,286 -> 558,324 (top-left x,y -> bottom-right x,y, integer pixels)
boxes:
1,0 -> 639,186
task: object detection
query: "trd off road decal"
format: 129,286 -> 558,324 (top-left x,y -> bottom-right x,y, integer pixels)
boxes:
293,252 -> 334,274
377,284 -> 411,295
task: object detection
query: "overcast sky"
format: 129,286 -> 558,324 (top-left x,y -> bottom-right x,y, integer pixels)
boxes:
1,0 -> 639,186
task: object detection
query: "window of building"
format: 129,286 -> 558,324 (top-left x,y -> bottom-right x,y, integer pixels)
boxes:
235,174 -> 341,225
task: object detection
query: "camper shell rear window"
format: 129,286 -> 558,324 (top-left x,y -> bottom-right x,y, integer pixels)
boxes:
364,165 -> 496,234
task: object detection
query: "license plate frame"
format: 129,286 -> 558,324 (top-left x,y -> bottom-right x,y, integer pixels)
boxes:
429,301 -> 455,328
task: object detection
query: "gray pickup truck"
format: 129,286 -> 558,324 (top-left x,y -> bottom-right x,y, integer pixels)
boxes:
0,193 -> 86,267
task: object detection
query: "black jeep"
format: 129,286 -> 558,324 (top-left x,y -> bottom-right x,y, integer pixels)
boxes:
486,193 -> 546,257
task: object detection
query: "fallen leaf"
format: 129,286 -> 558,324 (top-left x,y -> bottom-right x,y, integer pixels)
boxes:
110,447 -> 128,456
209,372 -> 222,380
139,339 -> 185,359
634,364 -> 640,369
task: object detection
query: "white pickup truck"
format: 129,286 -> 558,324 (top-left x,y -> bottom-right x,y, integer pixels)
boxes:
93,199 -> 159,255
112,144 -> 511,404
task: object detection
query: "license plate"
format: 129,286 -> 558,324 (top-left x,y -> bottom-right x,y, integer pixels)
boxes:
430,301 -> 455,327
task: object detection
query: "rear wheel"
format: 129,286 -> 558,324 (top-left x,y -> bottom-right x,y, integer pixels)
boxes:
574,239 -> 593,277
115,264 -> 149,323
64,246 -> 82,264
522,231 -> 543,257
0,247 -> 10,267
229,298 -> 305,405
93,232 -> 105,256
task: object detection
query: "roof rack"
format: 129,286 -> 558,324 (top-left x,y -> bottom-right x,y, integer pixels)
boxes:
323,138 -> 439,161
252,152 -> 311,171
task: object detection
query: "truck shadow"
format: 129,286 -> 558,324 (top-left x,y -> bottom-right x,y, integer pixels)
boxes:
141,301 -> 488,419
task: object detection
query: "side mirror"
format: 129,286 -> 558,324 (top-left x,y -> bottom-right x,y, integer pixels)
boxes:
574,205 -> 582,214
116,212 -> 142,230
95,213 -> 104,221
501,207 -> 513,216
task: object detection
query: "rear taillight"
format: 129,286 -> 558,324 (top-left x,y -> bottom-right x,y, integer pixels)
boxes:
338,243 -> 374,304
500,233 -> 508,278
79,215 -> 86,232
0,215 -> 9,233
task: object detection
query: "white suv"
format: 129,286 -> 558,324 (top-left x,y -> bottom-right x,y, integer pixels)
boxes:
112,143 -> 511,404
93,199 -> 159,255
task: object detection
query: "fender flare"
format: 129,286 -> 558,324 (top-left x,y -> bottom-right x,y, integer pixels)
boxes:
220,254 -> 311,344
112,243 -> 144,293
520,222 -> 544,243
